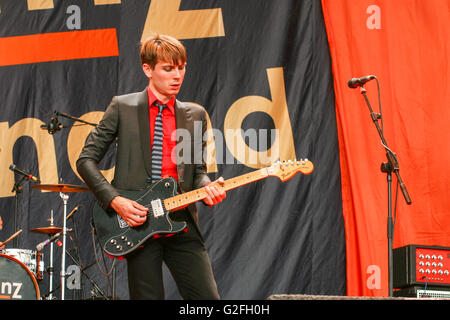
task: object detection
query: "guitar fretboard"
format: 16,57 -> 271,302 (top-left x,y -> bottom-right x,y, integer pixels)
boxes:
164,168 -> 269,211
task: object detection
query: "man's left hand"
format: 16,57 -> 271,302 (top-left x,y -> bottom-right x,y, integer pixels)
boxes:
203,177 -> 226,207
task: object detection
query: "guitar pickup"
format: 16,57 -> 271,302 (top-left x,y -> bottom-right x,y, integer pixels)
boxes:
151,199 -> 164,218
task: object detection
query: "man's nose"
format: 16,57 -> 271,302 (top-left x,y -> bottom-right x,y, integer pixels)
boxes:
173,69 -> 182,78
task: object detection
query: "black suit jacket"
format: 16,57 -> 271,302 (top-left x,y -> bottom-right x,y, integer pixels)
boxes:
76,88 -> 211,232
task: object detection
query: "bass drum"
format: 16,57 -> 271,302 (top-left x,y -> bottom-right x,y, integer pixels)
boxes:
0,248 -> 44,279
0,254 -> 40,300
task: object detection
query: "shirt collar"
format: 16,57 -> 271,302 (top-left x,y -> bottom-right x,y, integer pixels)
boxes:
147,87 -> 175,114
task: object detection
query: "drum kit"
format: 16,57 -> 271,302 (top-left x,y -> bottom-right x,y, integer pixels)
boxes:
1,112 -> 115,300
0,183 -> 89,300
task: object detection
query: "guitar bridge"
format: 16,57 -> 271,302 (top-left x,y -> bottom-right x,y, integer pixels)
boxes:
151,199 -> 164,218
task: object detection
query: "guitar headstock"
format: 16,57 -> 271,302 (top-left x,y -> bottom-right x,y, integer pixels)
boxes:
267,159 -> 314,181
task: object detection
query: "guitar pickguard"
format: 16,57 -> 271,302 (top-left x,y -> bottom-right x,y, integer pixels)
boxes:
93,177 -> 187,256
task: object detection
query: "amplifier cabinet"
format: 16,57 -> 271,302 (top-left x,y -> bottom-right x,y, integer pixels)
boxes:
394,285 -> 450,299
393,244 -> 450,288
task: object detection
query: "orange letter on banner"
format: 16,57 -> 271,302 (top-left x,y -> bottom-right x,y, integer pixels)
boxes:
94,0 -> 121,4
141,0 -> 225,40
224,68 -> 296,168
0,119 -> 58,198
0,29 -> 119,67
27,0 -> 54,10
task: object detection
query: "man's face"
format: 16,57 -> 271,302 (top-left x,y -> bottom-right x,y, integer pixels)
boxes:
143,60 -> 186,102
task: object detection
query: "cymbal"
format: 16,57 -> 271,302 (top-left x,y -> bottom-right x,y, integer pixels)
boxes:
30,226 -> 63,234
32,184 -> 89,193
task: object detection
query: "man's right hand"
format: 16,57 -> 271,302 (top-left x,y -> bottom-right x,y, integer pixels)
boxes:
110,196 -> 148,227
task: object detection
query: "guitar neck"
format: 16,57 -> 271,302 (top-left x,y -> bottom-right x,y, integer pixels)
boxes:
164,168 -> 269,211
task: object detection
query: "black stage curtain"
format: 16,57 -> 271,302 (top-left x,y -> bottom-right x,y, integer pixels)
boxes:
0,0 -> 345,300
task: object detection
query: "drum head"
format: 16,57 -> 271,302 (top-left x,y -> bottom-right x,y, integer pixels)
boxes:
0,254 -> 40,300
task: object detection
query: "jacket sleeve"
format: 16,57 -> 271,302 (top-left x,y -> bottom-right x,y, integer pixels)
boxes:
192,107 -> 212,189
76,97 -> 121,211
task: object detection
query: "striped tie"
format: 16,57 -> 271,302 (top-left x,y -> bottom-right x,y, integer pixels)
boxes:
151,102 -> 166,183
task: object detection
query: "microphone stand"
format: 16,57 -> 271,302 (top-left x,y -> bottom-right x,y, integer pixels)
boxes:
41,110 -> 97,136
11,176 -> 26,248
54,111 -> 97,127
358,84 -> 412,297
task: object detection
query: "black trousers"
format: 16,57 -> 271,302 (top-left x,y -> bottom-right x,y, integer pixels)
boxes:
125,211 -> 219,300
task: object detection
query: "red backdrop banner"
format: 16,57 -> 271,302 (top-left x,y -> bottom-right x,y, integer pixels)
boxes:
321,0 -> 450,296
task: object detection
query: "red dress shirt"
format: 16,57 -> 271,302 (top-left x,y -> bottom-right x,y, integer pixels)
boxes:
147,87 -> 178,181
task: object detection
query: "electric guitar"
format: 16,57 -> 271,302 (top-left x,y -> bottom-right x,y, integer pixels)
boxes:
92,159 -> 314,257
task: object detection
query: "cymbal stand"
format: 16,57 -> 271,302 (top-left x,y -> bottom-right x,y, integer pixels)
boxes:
43,259 -> 108,300
59,192 -> 69,300
48,210 -> 55,300
64,252 -> 109,300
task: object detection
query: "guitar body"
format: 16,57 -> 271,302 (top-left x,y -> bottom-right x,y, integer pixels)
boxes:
92,177 -> 187,257
92,159 -> 314,257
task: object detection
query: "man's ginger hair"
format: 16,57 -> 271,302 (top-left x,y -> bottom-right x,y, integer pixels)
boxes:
140,34 -> 186,68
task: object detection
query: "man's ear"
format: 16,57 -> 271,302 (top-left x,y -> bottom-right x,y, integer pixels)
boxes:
142,63 -> 152,78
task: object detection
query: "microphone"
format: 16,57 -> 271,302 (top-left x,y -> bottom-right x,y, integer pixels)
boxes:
40,116 -> 63,134
36,232 -> 61,251
347,75 -> 376,88
9,164 -> 40,182
35,228 -> 73,251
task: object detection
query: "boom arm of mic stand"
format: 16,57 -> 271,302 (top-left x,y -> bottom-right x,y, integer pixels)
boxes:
385,149 -> 411,204
54,111 -> 97,127
359,87 -> 412,205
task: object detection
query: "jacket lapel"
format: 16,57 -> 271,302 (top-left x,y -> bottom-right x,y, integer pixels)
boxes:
137,88 -> 152,178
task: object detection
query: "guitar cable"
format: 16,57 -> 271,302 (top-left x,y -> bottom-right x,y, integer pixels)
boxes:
91,219 -> 117,278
